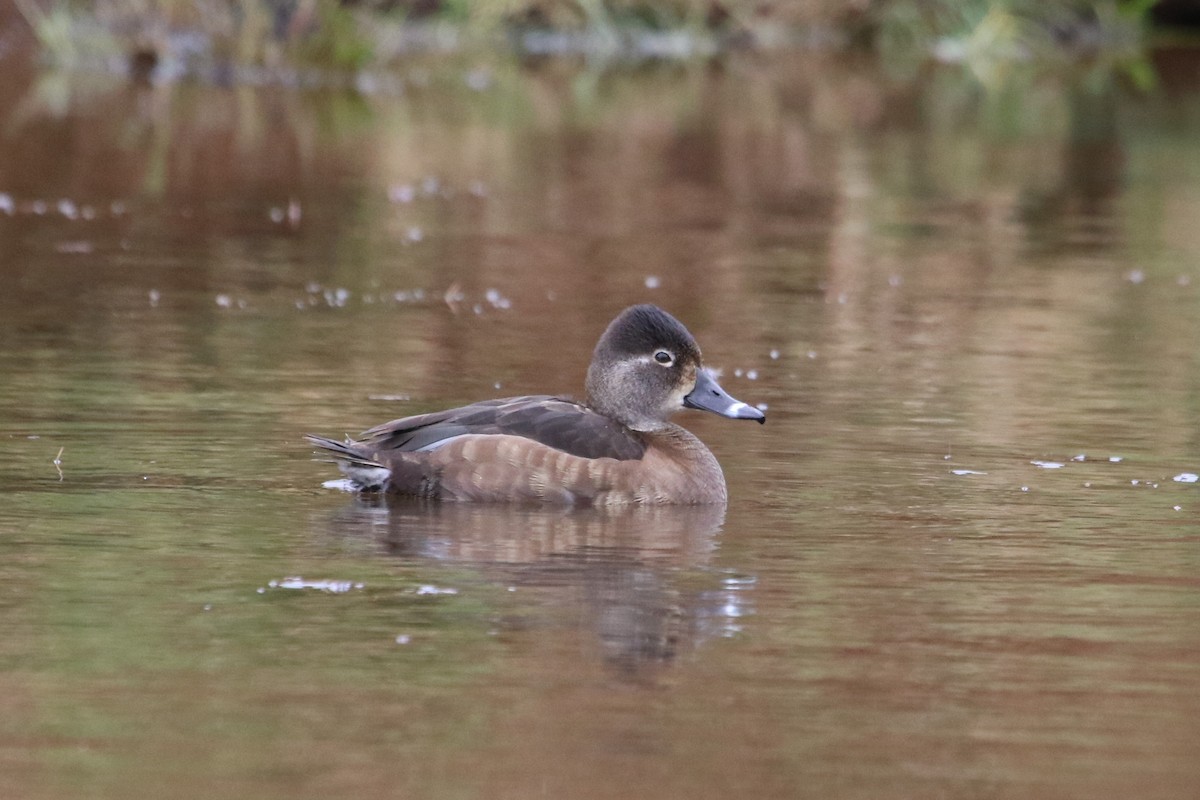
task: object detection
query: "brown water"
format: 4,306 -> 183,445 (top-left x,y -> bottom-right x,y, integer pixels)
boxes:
2,48 -> 1200,799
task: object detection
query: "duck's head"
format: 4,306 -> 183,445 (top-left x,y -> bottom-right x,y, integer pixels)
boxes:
585,304 -> 766,432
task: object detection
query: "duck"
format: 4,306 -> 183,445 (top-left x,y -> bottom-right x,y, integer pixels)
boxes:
304,304 -> 765,505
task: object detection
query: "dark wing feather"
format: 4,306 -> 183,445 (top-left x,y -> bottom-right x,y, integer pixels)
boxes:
358,395 -> 646,461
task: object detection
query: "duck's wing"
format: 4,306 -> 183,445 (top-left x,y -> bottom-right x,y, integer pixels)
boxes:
357,395 -> 646,461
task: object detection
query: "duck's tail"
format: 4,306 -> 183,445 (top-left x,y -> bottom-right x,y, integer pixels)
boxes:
303,434 -> 392,490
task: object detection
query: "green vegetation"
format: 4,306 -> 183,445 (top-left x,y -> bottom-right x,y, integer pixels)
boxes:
8,0 -> 1167,78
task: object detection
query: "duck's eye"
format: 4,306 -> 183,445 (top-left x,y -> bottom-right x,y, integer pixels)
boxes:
654,350 -> 674,365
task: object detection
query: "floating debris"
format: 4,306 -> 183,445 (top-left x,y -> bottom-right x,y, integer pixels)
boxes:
1109,456 -> 1123,463
1071,454 -> 1086,462
951,469 -> 987,476
1174,473 -> 1199,484
1031,460 -> 1065,469
415,585 -> 458,596
267,577 -> 364,594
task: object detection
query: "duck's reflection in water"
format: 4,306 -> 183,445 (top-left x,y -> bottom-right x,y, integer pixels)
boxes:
318,499 -> 753,680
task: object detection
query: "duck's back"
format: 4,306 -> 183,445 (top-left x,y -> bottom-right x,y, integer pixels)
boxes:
359,396 -> 646,461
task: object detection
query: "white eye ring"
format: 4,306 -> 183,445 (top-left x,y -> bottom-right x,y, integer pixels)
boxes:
654,350 -> 674,366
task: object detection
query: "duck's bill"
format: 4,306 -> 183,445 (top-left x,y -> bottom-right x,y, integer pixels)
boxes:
684,369 -> 766,424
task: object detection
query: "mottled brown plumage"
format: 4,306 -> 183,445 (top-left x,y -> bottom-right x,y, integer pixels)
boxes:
305,304 -> 765,505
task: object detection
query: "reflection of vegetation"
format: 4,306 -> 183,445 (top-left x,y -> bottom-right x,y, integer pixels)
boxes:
10,0 -> 1161,77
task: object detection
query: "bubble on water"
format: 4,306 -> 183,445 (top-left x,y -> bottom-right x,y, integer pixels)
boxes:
484,288 -> 512,309
1071,454 -> 1086,462
215,294 -> 233,308
746,370 -> 759,380
769,349 -> 780,360
465,68 -> 492,91
644,275 -> 661,289
0,193 -> 13,214
395,634 -> 412,645
148,289 -> 160,307
322,478 -> 360,492
1031,460 -> 1064,469
388,184 -> 415,203
1109,456 -> 1123,463
469,181 -> 488,198
1174,473 -> 1199,483
1126,269 -> 1145,284
756,402 -> 768,411
57,199 -> 78,219
421,176 -> 441,195
1174,506 -> 1182,511
888,274 -> 902,287
951,469 -> 987,476
1178,275 -> 1191,287
324,288 -> 350,307
269,206 -> 285,223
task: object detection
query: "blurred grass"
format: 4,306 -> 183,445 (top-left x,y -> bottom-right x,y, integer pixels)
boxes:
7,0 -> 1164,78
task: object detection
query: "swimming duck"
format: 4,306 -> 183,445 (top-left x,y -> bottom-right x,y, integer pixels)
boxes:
305,304 -> 765,505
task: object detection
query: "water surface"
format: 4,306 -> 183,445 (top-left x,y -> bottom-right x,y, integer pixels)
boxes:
2,50 -> 1200,799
